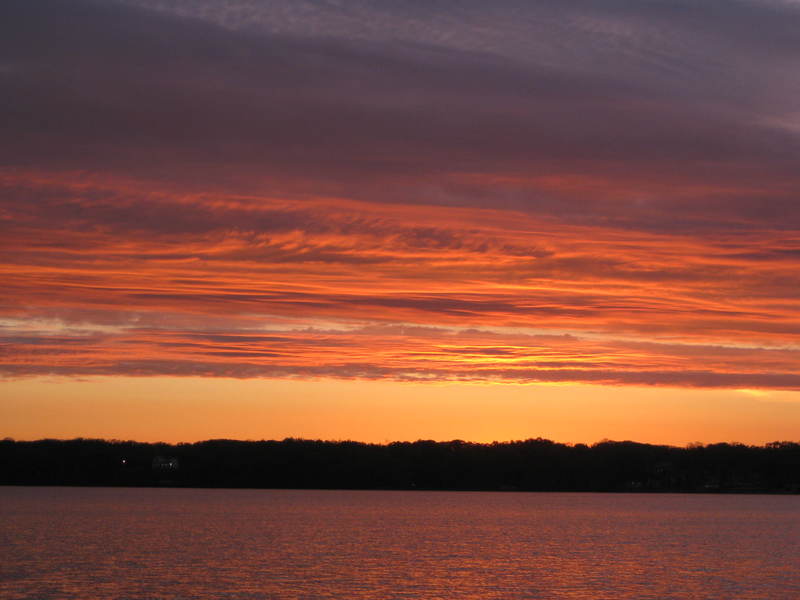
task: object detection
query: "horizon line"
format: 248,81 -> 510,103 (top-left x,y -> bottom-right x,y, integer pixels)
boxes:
5,436 -> 799,450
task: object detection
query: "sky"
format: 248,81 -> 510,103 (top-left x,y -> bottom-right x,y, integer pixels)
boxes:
2,0 -> 799,445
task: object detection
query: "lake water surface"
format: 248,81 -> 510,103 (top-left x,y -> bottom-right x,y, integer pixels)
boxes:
2,487 -> 799,599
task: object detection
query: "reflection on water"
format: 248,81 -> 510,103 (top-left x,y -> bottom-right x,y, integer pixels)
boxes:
1,487 -> 799,599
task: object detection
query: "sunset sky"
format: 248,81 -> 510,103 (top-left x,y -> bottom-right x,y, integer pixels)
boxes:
2,0 -> 799,445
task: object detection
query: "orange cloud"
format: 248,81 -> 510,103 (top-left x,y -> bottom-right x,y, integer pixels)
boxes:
2,168 -> 799,390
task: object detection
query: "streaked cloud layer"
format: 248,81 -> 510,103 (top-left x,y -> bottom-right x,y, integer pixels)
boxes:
2,0 -> 799,391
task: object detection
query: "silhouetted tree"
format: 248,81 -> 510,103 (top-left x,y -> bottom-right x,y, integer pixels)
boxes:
2,437 -> 799,493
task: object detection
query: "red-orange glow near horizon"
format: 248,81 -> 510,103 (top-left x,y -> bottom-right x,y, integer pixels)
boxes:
4,377 -> 800,446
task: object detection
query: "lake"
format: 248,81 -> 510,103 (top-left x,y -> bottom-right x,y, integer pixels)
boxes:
1,487 -> 799,599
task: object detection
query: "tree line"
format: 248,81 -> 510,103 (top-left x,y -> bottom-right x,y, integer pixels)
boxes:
2,437 -> 800,492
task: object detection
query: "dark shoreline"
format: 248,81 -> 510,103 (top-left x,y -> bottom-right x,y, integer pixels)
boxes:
3,437 -> 799,494
3,485 -> 798,496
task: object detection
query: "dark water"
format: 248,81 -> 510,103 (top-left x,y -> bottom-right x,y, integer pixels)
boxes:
2,487 -> 799,599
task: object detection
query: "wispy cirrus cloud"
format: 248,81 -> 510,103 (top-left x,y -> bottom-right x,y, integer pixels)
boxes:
3,0 -> 800,219
3,322 -> 799,389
